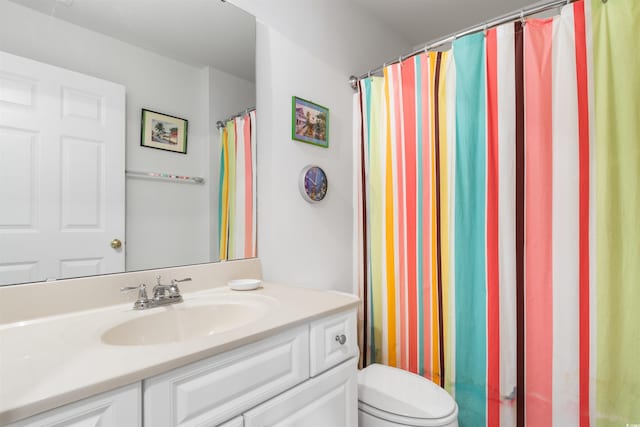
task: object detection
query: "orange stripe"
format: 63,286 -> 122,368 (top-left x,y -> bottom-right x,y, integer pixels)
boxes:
429,52 -> 440,381
383,68 -> 397,367
243,117 -> 253,258
420,53 -> 432,377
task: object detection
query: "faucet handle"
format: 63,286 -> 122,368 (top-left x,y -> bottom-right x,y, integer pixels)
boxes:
121,284 -> 152,310
168,277 -> 191,296
121,284 -> 148,299
171,277 -> 192,286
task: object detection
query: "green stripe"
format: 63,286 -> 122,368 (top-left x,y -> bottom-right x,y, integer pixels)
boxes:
227,122 -> 237,257
593,0 -> 640,423
364,79 -> 375,363
369,77 -> 384,364
218,132 -> 226,258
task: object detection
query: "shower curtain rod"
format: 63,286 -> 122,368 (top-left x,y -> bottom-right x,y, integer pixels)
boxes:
348,0 -> 572,89
216,106 -> 256,131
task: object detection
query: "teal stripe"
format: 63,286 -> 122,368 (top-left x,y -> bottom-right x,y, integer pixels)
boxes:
415,56 -> 425,377
364,78 -> 375,363
453,33 -> 487,426
217,135 -> 225,258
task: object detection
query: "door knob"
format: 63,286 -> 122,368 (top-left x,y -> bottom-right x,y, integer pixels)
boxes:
110,238 -> 122,249
335,334 -> 347,345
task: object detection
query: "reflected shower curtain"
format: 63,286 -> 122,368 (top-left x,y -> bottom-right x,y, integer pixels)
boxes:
218,110 -> 257,261
355,0 -> 639,425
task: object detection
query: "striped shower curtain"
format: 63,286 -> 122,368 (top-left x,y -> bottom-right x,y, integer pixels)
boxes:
218,111 -> 257,261
355,1 -> 639,426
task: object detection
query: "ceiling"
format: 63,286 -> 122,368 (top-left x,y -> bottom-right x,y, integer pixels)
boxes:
350,0 -> 547,48
8,0 -> 256,82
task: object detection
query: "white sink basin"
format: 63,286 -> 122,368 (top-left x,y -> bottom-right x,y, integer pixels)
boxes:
102,294 -> 275,346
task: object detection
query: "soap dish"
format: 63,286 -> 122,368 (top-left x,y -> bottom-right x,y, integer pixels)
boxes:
228,279 -> 262,291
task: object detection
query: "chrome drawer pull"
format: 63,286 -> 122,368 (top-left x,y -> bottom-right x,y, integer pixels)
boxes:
335,334 -> 347,345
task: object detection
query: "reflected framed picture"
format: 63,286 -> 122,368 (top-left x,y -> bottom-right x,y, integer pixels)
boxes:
141,109 -> 188,154
292,96 -> 329,148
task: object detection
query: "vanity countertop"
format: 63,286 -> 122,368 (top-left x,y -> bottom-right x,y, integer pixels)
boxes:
0,282 -> 359,425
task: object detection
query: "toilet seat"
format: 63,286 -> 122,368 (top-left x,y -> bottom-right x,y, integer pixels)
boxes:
358,364 -> 458,426
359,401 -> 457,427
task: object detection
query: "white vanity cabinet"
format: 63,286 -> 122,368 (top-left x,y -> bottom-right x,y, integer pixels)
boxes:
6,309 -> 358,427
144,309 -> 358,427
7,383 -> 141,427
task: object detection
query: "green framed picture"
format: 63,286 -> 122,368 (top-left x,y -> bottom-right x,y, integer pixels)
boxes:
292,96 -> 329,148
141,109 -> 188,154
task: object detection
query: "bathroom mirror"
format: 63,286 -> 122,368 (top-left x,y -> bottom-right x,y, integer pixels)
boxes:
0,0 -> 256,286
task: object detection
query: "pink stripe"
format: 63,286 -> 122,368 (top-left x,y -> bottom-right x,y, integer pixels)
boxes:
486,27 -> 501,427
524,18 -> 554,426
243,116 -> 253,258
401,57 -> 418,373
419,53 -> 432,377
391,64 -> 407,370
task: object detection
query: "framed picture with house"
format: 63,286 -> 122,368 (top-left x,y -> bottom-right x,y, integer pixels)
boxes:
140,109 -> 188,154
292,96 -> 329,148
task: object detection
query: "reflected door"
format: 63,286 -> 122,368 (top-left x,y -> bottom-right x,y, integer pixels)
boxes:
0,51 -> 125,285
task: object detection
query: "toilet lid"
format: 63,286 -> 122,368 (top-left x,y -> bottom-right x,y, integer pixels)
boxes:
358,364 -> 456,420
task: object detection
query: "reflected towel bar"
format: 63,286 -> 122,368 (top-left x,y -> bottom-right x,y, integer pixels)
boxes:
126,170 -> 205,184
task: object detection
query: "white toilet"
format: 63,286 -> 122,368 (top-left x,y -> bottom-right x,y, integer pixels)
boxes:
358,364 -> 459,427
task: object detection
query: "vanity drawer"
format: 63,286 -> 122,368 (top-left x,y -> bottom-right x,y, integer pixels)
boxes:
309,309 -> 358,377
143,325 -> 309,427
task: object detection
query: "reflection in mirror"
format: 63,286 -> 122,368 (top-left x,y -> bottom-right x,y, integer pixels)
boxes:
0,0 -> 256,286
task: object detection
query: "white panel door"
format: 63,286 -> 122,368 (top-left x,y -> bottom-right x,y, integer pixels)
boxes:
0,51 -> 125,285
243,358 -> 358,427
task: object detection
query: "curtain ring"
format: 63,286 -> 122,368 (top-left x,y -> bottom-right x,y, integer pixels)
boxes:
483,24 -> 488,36
520,10 -> 526,26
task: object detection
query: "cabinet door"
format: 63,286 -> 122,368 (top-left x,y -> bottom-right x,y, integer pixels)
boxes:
144,325 -> 309,427
243,358 -> 357,427
7,383 -> 140,427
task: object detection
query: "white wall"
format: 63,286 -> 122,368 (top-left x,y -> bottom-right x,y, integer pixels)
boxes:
0,1 -> 254,272
228,0 -> 411,293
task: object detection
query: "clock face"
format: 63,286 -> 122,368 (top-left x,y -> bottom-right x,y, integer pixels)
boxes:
301,166 -> 327,202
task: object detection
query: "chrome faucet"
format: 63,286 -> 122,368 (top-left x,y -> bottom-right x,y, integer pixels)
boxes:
121,276 -> 191,310
152,275 -> 191,305
120,283 -> 153,310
